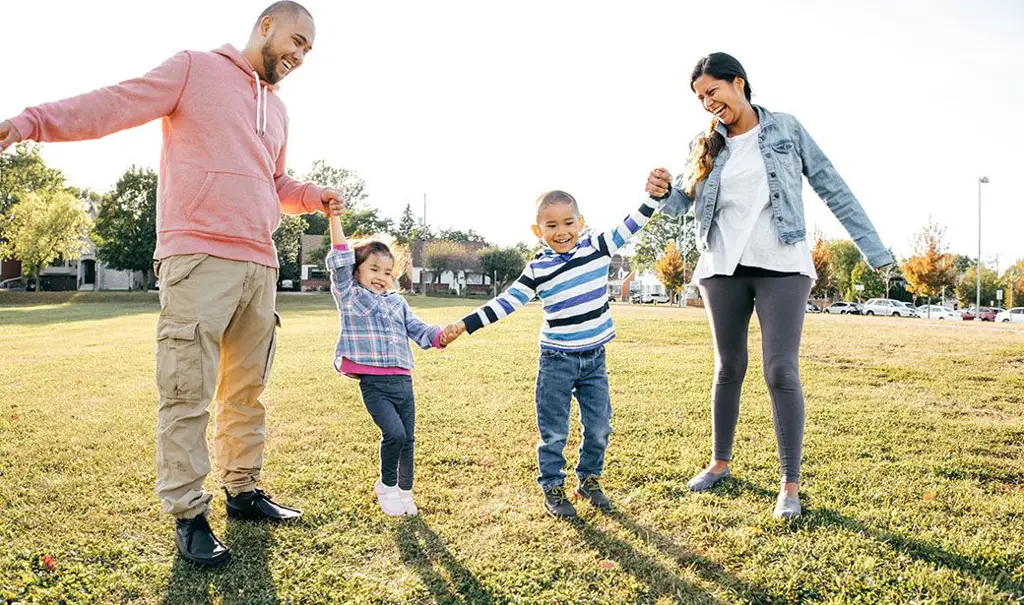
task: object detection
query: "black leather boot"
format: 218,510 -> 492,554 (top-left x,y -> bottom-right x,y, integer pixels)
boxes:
225,488 -> 303,522
175,514 -> 231,567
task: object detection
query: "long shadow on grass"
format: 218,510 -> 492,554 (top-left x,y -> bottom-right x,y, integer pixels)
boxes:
164,519 -> 278,604
571,515 -> 735,604
394,517 -> 501,604
719,477 -> 1024,597
605,510 -> 782,603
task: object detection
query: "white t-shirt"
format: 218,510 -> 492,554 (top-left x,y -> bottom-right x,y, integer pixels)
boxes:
693,125 -> 817,281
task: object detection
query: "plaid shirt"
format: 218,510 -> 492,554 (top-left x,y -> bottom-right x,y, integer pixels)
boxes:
327,247 -> 441,370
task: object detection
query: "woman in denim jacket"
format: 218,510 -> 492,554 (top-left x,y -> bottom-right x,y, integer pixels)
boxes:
646,52 -> 893,519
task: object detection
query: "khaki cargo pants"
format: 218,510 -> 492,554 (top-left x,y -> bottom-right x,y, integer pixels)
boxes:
154,254 -> 280,519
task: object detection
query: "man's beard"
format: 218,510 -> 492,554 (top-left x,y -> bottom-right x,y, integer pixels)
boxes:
261,39 -> 281,85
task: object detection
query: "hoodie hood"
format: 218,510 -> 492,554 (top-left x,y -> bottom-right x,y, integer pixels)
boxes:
212,44 -> 281,91
213,44 -> 278,137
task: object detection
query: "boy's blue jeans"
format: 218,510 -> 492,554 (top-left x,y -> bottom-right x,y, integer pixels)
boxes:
534,346 -> 612,491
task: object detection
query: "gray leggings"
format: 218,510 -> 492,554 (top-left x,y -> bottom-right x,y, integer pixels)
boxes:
698,268 -> 813,484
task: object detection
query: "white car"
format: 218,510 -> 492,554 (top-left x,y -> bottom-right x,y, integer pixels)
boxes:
824,301 -> 861,314
995,307 -> 1024,323
642,293 -> 671,304
892,301 -> 919,317
916,305 -> 960,320
862,298 -> 913,317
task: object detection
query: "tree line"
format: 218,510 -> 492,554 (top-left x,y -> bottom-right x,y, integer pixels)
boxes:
0,145 -> 532,293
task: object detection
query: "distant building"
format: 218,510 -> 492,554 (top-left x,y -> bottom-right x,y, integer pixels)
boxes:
409,239 -> 493,296
299,233 -> 329,291
2,203 -> 139,291
607,254 -> 635,301
629,270 -> 667,299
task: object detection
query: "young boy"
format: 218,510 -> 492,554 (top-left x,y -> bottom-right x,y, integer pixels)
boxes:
444,191 -> 661,517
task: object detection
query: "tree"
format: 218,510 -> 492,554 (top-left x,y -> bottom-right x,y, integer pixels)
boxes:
294,160 -> 392,236
1000,258 -> 1024,308
92,166 -> 158,289
951,254 -> 974,275
826,239 -> 861,301
425,241 -> 480,292
340,207 -> 393,238
395,203 -> 417,244
632,213 -> 697,273
480,246 -> 527,293
438,228 -> 490,245
850,260 -> 885,300
0,191 -> 90,290
956,265 -> 1001,308
273,214 -> 308,286
412,223 -> 436,242
810,232 -> 834,299
655,241 -> 688,302
880,266 -> 913,303
0,142 -> 67,241
900,219 -> 958,304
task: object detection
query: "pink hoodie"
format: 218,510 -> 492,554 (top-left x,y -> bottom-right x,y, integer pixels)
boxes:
8,44 -> 324,268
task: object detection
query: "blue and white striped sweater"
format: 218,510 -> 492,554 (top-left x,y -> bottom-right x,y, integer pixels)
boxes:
462,200 -> 659,352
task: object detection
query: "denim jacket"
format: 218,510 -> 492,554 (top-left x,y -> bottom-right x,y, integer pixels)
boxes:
661,105 -> 894,269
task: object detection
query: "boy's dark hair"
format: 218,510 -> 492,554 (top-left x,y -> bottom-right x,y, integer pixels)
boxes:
535,190 -> 579,220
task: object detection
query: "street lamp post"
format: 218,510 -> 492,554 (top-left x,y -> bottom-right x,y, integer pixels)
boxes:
976,176 -> 989,319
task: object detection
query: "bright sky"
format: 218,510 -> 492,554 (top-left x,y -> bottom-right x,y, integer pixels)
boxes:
5,0 -> 1023,267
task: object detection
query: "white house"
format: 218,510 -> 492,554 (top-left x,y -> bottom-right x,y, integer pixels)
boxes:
629,270 -> 667,298
34,203 -> 140,291
409,239 -> 493,296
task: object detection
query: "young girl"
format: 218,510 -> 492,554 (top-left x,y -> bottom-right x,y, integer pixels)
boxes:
326,213 -> 451,517
646,53 -> 893,518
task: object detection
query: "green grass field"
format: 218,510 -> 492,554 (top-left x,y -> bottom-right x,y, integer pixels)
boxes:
1,292 -> 1022,604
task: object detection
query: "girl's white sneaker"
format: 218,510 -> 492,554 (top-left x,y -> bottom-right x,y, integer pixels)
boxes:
398,488 -> 418,517
375,481 -> 406,517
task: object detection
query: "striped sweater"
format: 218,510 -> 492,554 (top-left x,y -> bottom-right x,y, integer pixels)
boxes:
462,200 -> 659,352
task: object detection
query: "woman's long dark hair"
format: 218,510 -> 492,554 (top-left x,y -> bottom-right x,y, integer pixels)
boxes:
684,53 -> 752,197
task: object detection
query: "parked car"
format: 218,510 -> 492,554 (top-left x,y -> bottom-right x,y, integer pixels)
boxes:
894,301 -> 920,318
862,298 -> 910,317
961,306 -> 998,321
824,301 -> 860,315
995,307 -> 1024,323
642,293 -> 671,304
0,277 -> 34,291
916,305 -> 960,320
806,303 -> 821,313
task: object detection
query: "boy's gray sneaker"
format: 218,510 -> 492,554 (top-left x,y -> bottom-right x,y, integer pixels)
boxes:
543,485 -> 577,519
687,467 -> 730,492
575,475 -> 612,511
773,493 -> 802,519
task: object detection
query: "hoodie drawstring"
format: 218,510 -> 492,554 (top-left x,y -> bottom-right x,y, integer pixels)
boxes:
253,70 -> 268,137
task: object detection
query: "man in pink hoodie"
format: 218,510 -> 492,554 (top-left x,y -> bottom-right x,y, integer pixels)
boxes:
0,1 -> 341,566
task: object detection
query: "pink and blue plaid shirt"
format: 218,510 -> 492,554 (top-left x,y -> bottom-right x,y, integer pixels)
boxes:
327,246 -> 441,371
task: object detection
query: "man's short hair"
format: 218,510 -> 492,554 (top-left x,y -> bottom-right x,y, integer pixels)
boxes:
253,1 -> 313,30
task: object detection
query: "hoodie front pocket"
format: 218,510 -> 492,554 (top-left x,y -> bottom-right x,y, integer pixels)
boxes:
185,171 -> 279,241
